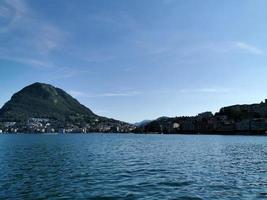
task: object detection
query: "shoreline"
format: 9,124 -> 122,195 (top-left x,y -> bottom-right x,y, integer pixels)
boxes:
1,132 -> 267,136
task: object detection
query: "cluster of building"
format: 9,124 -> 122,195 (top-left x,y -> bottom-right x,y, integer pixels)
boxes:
0,117 -> 136,134
59,120 -> 135,133
0,118 -> 54,133
142,111 -> 267,134
2,99 -> 267,135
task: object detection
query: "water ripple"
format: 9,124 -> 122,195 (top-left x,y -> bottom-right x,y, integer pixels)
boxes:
0,134 -> 266,199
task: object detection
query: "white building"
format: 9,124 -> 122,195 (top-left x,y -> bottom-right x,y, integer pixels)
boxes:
4,122 -> 16,128
173,123 -> 180,129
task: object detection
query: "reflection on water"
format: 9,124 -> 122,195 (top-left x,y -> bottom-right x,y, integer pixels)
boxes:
0,134 -> 266,199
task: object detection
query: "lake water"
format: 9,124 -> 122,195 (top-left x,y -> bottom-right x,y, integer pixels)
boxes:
0,134 -> 266,200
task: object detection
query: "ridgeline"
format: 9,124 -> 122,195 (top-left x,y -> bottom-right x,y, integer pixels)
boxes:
0,83 -> 135,133
137,100 -> 267,135
1,82 -> 267,134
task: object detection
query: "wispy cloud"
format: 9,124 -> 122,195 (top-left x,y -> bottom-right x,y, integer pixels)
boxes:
85,51 -> 116,63
90,11 -> 138,30
95,91 -> 141,97
33,24 -> 66,54
0,55 -> 55,69
178,87 -> 233,94
162,0 -> 177,5
147,88 -> 234,96
190,41 -> 264,55
39,67 -> 91,81
68,90 -> 88,98
232,42 -> 263,55
0,0 -> 67,69
69,90 -> 141,98
0,0 -> 27,33
69,87 -> 231,98
133,37 -> 264,62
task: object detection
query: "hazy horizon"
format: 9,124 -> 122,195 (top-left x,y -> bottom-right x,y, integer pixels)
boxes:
1,0 -> 267,123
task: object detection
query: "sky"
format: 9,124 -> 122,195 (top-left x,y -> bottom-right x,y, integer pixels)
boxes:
1,0 -> 267,123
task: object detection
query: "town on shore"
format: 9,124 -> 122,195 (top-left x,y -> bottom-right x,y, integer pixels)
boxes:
2,99 -> 267,135
1,83 -> 267,135
0,117 -> 136,134
136,99 -> 267,135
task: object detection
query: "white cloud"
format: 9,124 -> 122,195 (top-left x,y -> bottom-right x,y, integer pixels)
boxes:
32,24 -> 67,54
0,4 -> 10,17
69,90 -> 141,98
177,41 -> 263,58
96,91 -> 141,97
162,0 -> 176,5
90,11 -> 137,30
179,87 -> 233,94
232,42 -> 263,55
68,90 -> 88,98
202,41 -> 263,55
0,0 -> 26,32
0,56 -> 54,69
85,52 -> 116,63
43,67 -> 91,80
0,0 -> 67,69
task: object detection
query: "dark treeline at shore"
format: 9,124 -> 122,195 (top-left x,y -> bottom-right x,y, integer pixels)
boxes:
1,83 -> 267,135
135,99 -> 267,135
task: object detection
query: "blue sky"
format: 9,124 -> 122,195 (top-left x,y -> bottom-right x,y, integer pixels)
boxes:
1,0 -> 267,123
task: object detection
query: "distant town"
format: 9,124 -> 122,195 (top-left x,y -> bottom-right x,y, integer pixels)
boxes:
137,99 -> 267,135
2,99 -> 267,135
0,117 -> 135,134
0,83 -> 136,134
1,83 -> 267,135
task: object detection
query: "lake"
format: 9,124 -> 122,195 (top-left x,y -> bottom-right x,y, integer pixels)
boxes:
0,134 -> 266,199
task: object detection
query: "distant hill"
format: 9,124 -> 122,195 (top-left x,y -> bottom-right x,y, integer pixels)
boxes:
217,101 -> 267,120
0,82 -> 98,123
134,120 -> 152,127
0,82 -> 134,131
138,99 -> 267,134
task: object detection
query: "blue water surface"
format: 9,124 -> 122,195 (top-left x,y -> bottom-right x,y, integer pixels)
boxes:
0,133 -> 266,200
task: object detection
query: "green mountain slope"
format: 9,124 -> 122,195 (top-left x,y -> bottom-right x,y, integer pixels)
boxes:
0,82 -> 97,122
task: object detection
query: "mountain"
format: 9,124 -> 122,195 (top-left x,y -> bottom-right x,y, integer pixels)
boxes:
217,101 -> 267,120
0,82 -> 97,122
134,120 -> 152,127
139,99 -> 267,134
0,83 -> 135,133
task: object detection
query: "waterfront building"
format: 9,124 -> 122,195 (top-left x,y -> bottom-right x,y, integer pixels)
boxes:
4,122 -> 16,128
250,119 -> 267,132
181,120 -> 195,132
197,112 -> 213,120
235,120 -> 250,131
28,118 -> 49,123
215,120 -> 235,132
173,123 -> 180,129
59,129 -> 66,134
